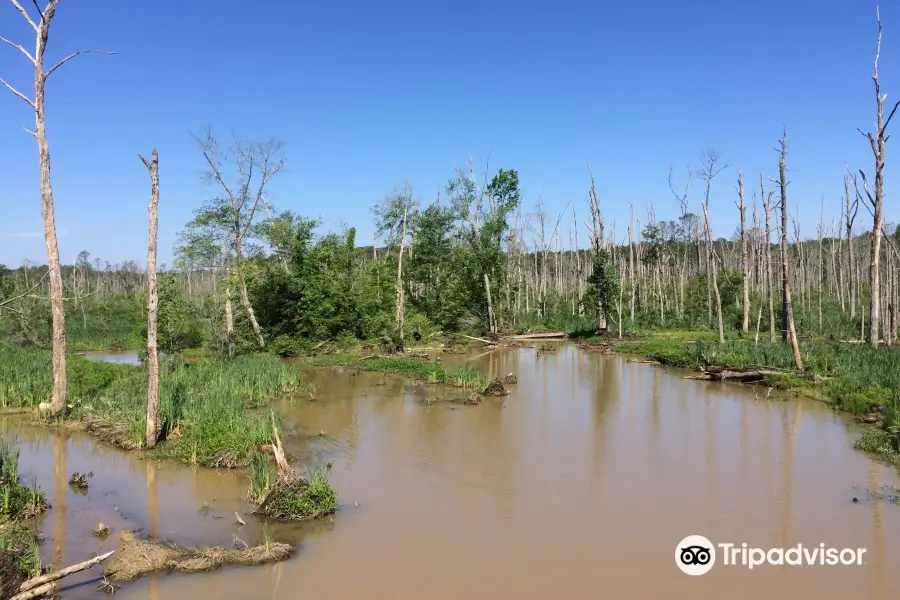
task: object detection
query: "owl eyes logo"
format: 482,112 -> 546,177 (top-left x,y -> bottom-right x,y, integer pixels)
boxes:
680,545 -> 712,565
676,535 -> 716,575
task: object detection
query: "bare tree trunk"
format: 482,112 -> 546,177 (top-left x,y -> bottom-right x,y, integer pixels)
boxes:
484,272 -> 497,335
140,149 -> 160,449
860,7 -> 897,347
703,202 -> 725,344
845,175 -> 857,319
817,196 -> 824,331
395,207 -> 408,340
762,176 -> 776,343
224,286 -> 235,359
629,205 -> 636,323
776,133 -> 803,369
736,167 -> 750,332
699,150 -> 728,341
1,1 -> 115,415
237,266 -> 264,348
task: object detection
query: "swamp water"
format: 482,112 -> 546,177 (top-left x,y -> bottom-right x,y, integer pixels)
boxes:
4,344 -> 900,599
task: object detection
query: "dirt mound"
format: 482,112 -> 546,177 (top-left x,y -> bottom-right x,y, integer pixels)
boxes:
482,378 -> 509,397
501,374 -> 517,384
76,413 -> 141,451
104,531 -> 293,584
579,340 -> 614,353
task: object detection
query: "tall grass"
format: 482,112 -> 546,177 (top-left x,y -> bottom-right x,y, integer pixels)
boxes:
0,440 -> 47,523
614,337 -> 900,413
0,344 -> 311,468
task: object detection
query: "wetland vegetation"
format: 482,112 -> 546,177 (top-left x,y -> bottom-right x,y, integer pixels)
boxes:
2,1 -> 900,597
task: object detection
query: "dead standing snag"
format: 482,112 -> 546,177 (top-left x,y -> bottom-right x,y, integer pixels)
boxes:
0,0 -> 114,415
857,5 -> 900,348
140,149 -> 161,448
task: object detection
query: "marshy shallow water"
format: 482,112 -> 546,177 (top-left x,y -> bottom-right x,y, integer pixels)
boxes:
6,344 -> 900,599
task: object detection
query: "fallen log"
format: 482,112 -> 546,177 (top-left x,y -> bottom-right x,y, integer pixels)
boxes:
104,531 -> 292,584
507,332 -> 568,340
13,550 -> 114,599
457,334 -> 498,346
700,366 -> 782,382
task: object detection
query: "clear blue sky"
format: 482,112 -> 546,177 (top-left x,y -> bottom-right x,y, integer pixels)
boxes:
1,0 -> 898,267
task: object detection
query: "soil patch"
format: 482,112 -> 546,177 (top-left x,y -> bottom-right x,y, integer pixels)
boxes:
0,549 -> 25,600
104,530 -> 294,584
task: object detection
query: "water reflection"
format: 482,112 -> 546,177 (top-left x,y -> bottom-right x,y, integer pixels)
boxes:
2,346 -> 899,599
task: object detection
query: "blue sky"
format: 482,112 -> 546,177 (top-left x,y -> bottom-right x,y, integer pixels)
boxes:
1,0 -> 898,267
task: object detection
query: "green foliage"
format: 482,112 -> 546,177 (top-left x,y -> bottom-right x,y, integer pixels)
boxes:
405,204 -> 468,330
0,440 -> 47,523
248,451 -> 272,503
584,248 -> 619,323
156,273 -> 203,353
0,344 -> 307,468
259,470 -> 338,521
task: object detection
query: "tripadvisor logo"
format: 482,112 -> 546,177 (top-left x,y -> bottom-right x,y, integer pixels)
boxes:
675,535 -> 867,575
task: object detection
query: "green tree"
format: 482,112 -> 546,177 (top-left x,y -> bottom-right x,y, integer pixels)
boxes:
447,166 -> 520,334
585,248 -> 619,326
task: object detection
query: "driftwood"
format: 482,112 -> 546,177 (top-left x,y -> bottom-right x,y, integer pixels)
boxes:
506,332 -> 568,340
698,365 -> 782,382
12,550 -> 114,600
269,410 -> 293,479
104,531 -> 291,583
457,333 -> 498,346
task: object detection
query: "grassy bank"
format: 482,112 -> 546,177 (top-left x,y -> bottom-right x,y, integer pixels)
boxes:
0,344 -> 311,468
305,354 -> 488,390
0,440 -> 47,597
600,332 -> 900,464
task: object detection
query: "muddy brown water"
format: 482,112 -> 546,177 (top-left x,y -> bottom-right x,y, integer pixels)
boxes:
4,344 -> 900,599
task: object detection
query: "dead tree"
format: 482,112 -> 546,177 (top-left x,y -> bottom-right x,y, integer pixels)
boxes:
775,132 -> 803,369
858,6 -> 900,348
817,196 -> 825,331
193,131 -> 284,349
586,165 -> 607,330
1,0 -> 113,415
844,172 -> 860,318
699,150 -> 728,343
735,166 -> 750,332
395,206 -> 409,340
140,149 -> 160,449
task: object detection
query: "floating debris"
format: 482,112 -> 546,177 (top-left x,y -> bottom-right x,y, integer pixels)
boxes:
482,378 -> 509,397
104,531 -> 293,583
68,471 -> 92,492
93,522 -> 110,538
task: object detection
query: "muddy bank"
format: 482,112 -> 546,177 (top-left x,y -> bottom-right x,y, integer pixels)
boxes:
104,530 -> 293,584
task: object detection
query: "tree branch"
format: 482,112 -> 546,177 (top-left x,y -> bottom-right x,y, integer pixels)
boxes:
0,270 -> 48,311
0,76 -> 35,108
0,35 -> 35,62
882,100 -> 900,135
45,49 -> 116,78
9,0 -> 39,31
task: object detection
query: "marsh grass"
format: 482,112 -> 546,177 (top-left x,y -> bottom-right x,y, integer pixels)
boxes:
0,441 -> 46,523
611,334 -> 900,464
307,355 -> 488,390
0,439 -> 46,594
248,450 -> 272,503
255,468 -> 338,521
613,337 -> 900,410
0,344 -> 311,468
